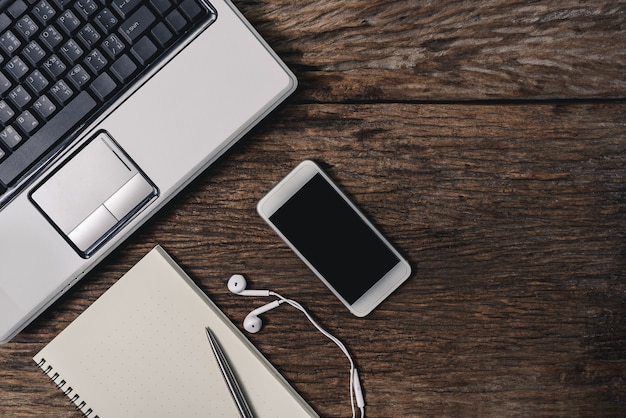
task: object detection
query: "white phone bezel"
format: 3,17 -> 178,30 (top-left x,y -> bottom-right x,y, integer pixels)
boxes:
257,160 -> 411,317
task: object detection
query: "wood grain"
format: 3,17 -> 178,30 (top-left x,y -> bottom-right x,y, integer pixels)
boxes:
1,101 -> 624,417
235,0 -> 626,101
1,0 -> 625,417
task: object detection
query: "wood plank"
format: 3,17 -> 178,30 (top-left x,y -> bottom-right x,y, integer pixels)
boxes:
1,102 -> 624,417
235,0 -> 626,101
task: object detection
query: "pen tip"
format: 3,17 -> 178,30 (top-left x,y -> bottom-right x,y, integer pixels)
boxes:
205,327 -> 216,341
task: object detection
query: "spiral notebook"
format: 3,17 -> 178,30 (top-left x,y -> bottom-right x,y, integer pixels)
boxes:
33,246 -> 318,418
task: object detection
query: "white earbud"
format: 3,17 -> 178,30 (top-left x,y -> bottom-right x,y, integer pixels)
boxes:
228,274 -> 271,297
228,274 -> 366,417
243,300 -> 283,333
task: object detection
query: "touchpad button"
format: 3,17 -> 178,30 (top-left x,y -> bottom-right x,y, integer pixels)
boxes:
30,131 -> 158,257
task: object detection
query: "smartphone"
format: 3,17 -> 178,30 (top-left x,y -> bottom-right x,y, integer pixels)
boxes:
257,160 -> 411,317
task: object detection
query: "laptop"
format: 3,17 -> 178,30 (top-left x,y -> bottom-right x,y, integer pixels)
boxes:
0,0 -> 297,343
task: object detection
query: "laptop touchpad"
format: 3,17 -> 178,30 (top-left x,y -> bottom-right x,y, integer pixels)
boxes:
31,131 -> 158,257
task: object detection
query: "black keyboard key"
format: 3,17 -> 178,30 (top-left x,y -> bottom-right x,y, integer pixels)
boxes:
101,33 -> 125,59
42,54 -> 67,80
32,1 -> 56,26
0,30 -> 21,55
52,0 -> 74,9
84,48 -> 108,74
95,8 -> 118,33
90,72 -> 116,100
25,69 -> 50,94
57,10 -> 81,35
0,126 -> 22,149
67,64 -> 90,89
130,36 -> 157,65
0,100 -> 15,124
112,0 -> 141,19
0,13 -> 10,32
0,0 -> 13,10
151,22 -> 172,47
74,0 -> 99,19
165,9 -> 187,34
7,1 -> 27,19
0,91 -> 96,187
119,6 -> 156,43
49,80 -> 74,104
6,56 -> 30,81
22,41 -> 47,66
16,110 -> 39,135
77,23 -> 101,48
179,0 -> 203,21
8,86 -> 32,110
40,25 -> 64,49
32,95 -> 56,119
0,72 -> 11,95
150,0 -> 172,17
15,15 -> 39,41
60,39 -> 84,64
110,54 -> 137,83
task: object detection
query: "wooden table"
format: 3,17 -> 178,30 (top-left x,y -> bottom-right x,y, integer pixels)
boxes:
1,1 -> 625,416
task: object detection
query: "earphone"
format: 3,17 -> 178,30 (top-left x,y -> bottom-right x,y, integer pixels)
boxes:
228,274 -> 366,418
228,274 -> 272,297
243,299 -> 282,333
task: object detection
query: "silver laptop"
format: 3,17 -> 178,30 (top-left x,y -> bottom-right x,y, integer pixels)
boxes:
0,0 -> 296,343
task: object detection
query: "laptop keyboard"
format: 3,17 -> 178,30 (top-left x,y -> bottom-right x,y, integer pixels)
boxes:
0,0 -> 216,207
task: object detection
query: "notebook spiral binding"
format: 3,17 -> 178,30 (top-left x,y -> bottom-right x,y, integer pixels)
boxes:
36,358 -> 98,418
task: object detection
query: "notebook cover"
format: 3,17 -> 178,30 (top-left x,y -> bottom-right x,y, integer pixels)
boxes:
33,245 -> 318,417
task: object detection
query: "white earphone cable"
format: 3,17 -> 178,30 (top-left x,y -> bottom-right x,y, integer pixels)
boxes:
270,291 -> 365,418
228,275 -> 364,417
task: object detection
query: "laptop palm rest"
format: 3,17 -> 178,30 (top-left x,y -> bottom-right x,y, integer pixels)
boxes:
30,131 -> 158,257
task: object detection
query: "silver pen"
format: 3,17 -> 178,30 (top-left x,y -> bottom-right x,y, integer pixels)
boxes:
205,327 -> 254,418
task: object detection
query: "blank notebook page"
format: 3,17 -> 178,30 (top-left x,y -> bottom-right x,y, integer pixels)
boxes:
33,245 -> 318,418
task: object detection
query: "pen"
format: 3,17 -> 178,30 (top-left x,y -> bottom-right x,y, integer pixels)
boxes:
205,327 -> 254,418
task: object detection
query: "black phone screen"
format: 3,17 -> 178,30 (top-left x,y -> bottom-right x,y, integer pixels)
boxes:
269,173 -> 400,304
